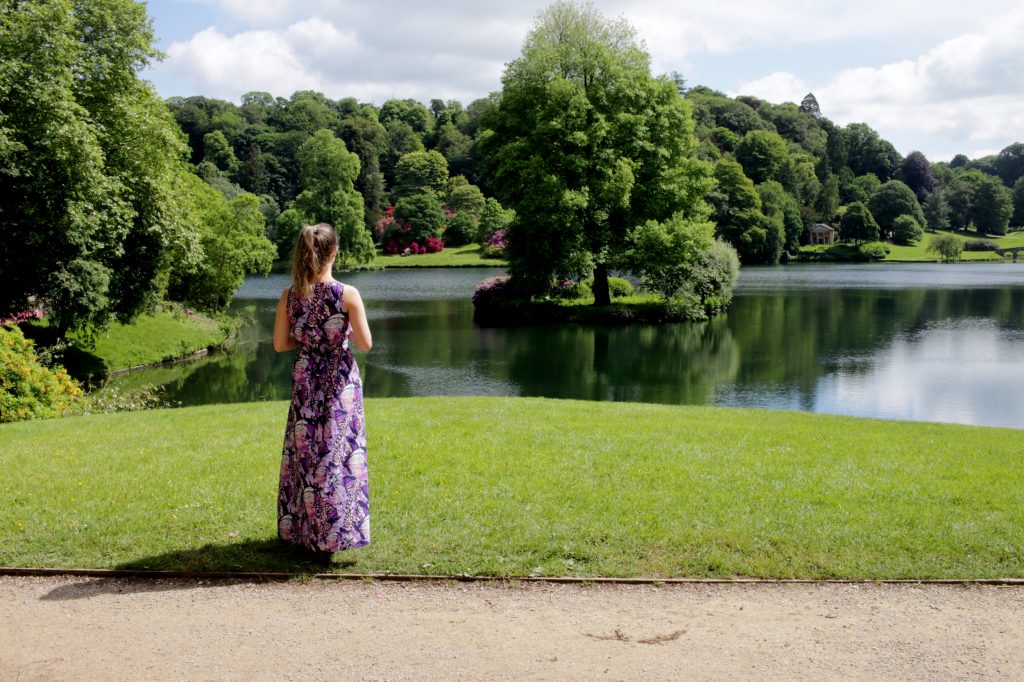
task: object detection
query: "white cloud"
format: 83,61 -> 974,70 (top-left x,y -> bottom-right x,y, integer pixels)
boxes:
733,9 -> 1024,157
165,27 -> 321,98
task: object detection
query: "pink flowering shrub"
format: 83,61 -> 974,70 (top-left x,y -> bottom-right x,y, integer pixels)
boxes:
481,228 -> 507,259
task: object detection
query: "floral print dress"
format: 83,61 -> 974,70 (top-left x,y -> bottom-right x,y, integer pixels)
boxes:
278,281 -> 369,552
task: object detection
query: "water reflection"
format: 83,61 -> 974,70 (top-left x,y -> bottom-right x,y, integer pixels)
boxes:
109,265 -> 1024,429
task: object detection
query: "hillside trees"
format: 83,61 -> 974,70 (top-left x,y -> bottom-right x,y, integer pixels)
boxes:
482,1 -> 713,304
710,160 -> 782,264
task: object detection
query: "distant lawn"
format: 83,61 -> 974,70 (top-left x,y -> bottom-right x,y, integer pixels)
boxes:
1,397 -> 1021,579
372,243 -> 506,268
884,229 -> 1024,262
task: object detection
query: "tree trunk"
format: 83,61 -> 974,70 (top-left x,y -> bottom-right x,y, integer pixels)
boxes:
592,263 -> 611,307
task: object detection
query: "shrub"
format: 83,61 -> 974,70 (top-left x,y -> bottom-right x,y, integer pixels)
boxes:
927,234 -> 964,262
687,239 -> 741,312
599,277 -> 635,299
444,212 -> 478,247
68,383 -> 166,415
892,214 -> 924,246
1,325 -> 82,422
472,276 -> 516,308
481,229 -> 507,259
858,242 -> 891,260
963,239 -> 1000,252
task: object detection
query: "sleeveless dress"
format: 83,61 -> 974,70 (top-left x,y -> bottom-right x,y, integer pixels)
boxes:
278,280 -> 369,552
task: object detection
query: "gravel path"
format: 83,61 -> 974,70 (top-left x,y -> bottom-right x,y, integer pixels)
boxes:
2,576 -> 1022,680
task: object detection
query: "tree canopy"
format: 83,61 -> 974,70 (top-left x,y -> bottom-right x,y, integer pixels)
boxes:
0,0 -> 197,332
482,1 -> 712,304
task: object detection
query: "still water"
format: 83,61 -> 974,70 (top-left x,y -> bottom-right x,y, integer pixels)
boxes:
113,264 -> 1024,429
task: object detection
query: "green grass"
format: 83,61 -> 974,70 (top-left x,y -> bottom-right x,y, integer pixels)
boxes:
372,243 -> 506,268
23,304 -> 232,379
1,397 -> 1021,578
884,229 -> 1024,262
79,306 -> 229,372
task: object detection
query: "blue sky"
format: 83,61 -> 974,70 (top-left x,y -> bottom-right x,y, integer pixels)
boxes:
144,0 -> 1024,161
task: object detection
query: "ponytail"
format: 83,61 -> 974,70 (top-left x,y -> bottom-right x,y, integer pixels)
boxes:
291,223 -> 339,299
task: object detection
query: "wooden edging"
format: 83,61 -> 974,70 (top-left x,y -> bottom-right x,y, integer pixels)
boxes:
1,567 -> 1022,586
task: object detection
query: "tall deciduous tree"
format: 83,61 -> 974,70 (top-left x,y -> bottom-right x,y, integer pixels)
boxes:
899,151 -> 939,202
1011,177 -> 1024,228
0,0 -> 198,332
867,180 -> 925,239
393,150 -> 449,201
167,174 -> 275,312
482,1 -> 713,304
839,202 -> 879,245
292,129 -> 374,265
973,174 -> 1012,236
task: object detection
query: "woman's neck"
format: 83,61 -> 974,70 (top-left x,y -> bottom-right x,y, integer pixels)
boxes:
314,266 -> 334,283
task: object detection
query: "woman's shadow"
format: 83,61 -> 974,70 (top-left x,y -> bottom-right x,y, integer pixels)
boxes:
40,538 -> 359,601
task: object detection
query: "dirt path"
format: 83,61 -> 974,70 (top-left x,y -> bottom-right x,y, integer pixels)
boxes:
2,576 -> 1022,680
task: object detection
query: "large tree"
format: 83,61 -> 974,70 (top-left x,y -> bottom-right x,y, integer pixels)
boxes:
867,180 -> 925,239
0,0 -> 198,333
839,202 -> 879,245
898,151 -> 938,202
973,174 -> 1012,236
291,129 -> 375,265
482,1 -> 713,304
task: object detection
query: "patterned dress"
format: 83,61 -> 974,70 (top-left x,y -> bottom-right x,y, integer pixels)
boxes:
278,281 -> 369,552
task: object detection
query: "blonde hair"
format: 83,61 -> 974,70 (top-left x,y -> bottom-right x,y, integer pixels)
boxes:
291,223 -> 339,299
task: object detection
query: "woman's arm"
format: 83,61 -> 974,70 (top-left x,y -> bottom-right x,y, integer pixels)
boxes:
273,288 -> 299,352
343,285 -> 373,352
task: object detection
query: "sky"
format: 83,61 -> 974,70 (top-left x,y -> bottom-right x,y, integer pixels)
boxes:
144,0 -> 1024,162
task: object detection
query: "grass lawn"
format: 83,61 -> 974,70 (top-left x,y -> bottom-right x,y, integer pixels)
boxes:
1,397 -> 1021,578
83,306 -> 230,372
372,243 -> 506,268
884,229 -> 1024,262
23,304 -> 232,379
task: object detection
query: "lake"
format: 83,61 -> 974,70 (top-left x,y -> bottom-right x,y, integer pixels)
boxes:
112,263 -> 1024,429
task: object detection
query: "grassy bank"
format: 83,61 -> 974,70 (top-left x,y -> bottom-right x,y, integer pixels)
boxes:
884,229 -> 1024,262
372,243 -> 506,268
85,306 -> 232,372
24,304 -> 234,380
1,398 -> 1021,578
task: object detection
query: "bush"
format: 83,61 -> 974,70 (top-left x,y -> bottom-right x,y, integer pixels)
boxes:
963,239 -> 1000,252
1,325 -> 82,422
858,242 -> 891,260
687,239 -> 741,312
68,383 -> 167,415
480,229 -> 507,259
444,212 -> 478,247
600,277 -> 635,299
892,214 -> 924,246
927,234 -> 964,262
472,276 -> 518,309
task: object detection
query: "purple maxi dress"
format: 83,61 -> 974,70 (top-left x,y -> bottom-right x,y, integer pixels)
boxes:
278,281 -> 369,552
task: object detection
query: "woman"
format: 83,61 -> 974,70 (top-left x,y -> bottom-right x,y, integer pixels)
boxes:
273,223 -> 373,564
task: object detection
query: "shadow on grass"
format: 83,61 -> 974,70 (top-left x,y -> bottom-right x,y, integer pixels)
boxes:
39,538 -> 364,601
